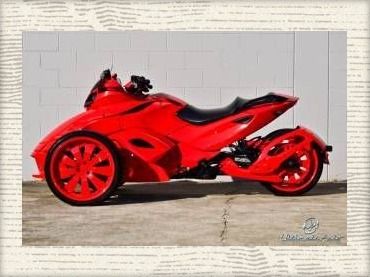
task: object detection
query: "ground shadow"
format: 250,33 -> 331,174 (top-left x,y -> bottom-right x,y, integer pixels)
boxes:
102,180 -> 347,205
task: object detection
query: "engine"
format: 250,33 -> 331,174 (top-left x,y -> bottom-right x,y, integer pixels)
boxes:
226,138 -> 261,167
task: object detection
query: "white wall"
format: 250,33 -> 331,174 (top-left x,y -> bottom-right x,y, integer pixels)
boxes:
22,31 -> 346,181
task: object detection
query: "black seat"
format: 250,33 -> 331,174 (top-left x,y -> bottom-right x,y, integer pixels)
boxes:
177,93 -> 287,125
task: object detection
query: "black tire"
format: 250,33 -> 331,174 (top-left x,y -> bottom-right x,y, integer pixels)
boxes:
44,130 -> 122,206
262,147 -> 323,196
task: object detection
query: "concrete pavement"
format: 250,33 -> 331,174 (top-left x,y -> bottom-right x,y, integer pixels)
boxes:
23,180 -> 347,246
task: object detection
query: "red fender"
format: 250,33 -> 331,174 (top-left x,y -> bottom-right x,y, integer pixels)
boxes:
220,126 -> 329,182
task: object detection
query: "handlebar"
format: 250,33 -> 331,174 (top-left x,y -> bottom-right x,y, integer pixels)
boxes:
129,75 -> 153,94
99,70 -> 153,94
85,70 -> 154,108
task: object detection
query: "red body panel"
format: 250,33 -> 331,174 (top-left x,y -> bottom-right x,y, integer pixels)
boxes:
32,73 -> 330,186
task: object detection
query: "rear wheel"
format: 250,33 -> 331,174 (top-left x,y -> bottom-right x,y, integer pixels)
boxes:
263,147 -> 323,196
45,131 -> 121,205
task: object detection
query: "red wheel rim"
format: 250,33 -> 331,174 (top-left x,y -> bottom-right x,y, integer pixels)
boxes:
271,148 -> 319,193
49,136 -> 116,202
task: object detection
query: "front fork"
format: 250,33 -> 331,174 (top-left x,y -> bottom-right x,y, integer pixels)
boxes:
220,126 -> 332,183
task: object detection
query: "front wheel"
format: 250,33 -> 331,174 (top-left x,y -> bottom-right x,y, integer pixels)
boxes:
263,147 -> 323,196
45,131 -> 121,205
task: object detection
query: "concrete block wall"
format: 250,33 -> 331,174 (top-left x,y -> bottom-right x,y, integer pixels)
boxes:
22,31 -> 346,181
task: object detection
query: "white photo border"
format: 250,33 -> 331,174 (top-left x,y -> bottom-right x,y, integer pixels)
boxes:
1,1 -> 368,276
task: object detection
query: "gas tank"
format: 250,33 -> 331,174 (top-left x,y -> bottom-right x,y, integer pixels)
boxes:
88,90 -> 141,110
150,93 -> 186,107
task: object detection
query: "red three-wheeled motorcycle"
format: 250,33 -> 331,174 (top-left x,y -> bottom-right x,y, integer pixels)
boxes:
32,70 -> 332,205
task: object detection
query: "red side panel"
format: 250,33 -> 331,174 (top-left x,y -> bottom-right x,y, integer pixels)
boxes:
108,129 -> 181,182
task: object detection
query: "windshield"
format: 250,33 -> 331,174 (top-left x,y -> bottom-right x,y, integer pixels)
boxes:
84,69 -> 125,108
84,79 -> 101,108
84,69 -> 113,108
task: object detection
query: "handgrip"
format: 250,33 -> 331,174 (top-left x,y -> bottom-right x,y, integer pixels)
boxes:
130,75 -> 153,94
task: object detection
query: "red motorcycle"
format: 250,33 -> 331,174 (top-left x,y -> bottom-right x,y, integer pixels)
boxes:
32,69 -> 332,205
